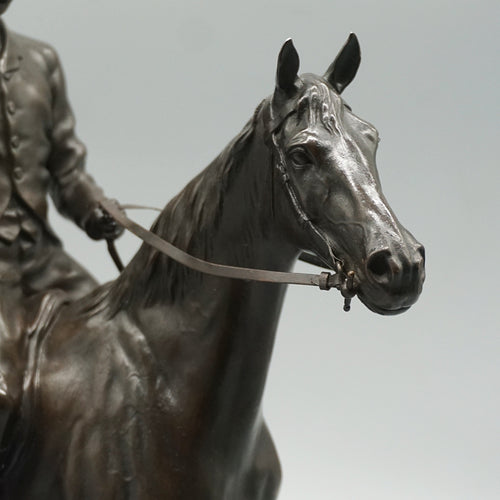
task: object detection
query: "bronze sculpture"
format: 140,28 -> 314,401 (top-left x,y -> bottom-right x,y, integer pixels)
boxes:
0,25 -> 425,499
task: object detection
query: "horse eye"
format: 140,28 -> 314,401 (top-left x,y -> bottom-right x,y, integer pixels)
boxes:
289,148 -> 312,168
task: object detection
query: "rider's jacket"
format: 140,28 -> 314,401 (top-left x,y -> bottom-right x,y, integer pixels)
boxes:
0,21 -> 103,241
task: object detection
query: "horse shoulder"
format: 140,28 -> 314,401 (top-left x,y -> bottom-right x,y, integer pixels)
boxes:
29,309 -> 178,497
40,309 -> 152,414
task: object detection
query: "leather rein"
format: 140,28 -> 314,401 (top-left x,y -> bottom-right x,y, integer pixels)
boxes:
99,105 -> 358,312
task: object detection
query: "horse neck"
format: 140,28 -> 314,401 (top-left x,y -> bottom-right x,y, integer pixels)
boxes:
111,107 -> 298,437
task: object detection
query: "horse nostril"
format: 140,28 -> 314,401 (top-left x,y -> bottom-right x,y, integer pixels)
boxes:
366,250 -> 392,280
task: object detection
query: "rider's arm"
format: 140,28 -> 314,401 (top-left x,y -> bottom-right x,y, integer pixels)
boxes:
43,45 -> 104,231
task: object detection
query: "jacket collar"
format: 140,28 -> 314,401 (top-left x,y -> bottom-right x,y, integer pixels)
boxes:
0,21 -> 22,75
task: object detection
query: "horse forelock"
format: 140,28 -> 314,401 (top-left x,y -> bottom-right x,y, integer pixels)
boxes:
296,79 -> 344,136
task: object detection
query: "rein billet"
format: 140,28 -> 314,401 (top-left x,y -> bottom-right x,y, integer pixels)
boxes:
99,199 -> 357,312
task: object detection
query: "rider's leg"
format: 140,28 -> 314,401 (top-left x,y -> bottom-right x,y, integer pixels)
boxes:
19,231 -> 98,303
0,239 -> 27,418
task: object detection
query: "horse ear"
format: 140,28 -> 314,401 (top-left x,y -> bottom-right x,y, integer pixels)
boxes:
324,33 -> 361,94
276,39 -> 300,94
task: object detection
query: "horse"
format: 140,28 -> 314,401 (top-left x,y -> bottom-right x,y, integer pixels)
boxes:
0,34 -> 425,499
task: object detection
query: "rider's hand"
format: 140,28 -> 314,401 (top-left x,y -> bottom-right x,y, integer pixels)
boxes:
84,201 -> 124,241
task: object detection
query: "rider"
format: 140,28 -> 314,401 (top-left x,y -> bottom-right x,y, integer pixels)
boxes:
0,0 -> 122,426
0,0 -> 122,301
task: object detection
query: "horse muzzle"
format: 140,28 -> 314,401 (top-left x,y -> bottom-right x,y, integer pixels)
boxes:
357,242 -> 426,315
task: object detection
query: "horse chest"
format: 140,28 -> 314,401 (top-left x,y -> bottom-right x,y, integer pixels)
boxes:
22,373 -> 263,500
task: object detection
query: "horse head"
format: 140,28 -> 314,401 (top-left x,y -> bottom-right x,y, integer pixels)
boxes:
269,35 -> 425,315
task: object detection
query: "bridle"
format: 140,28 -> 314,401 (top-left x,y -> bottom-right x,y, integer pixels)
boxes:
99,102 -> 358,311
268,103 -> 348,273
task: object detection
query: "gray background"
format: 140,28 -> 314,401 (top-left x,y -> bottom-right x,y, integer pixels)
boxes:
6,1 -> 499,498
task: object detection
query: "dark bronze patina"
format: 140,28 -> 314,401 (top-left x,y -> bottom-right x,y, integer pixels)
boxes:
0,31 -> 424,499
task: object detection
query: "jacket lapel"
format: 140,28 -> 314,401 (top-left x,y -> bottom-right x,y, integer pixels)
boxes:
0,21 -> 22,76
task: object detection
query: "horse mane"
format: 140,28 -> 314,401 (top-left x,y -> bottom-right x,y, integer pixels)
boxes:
107,101 -> 265,312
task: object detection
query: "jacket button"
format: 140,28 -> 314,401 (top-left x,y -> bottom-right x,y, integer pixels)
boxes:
13,166 -> 23,180
7,101 -> 15,114
10,136 -> 19,148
